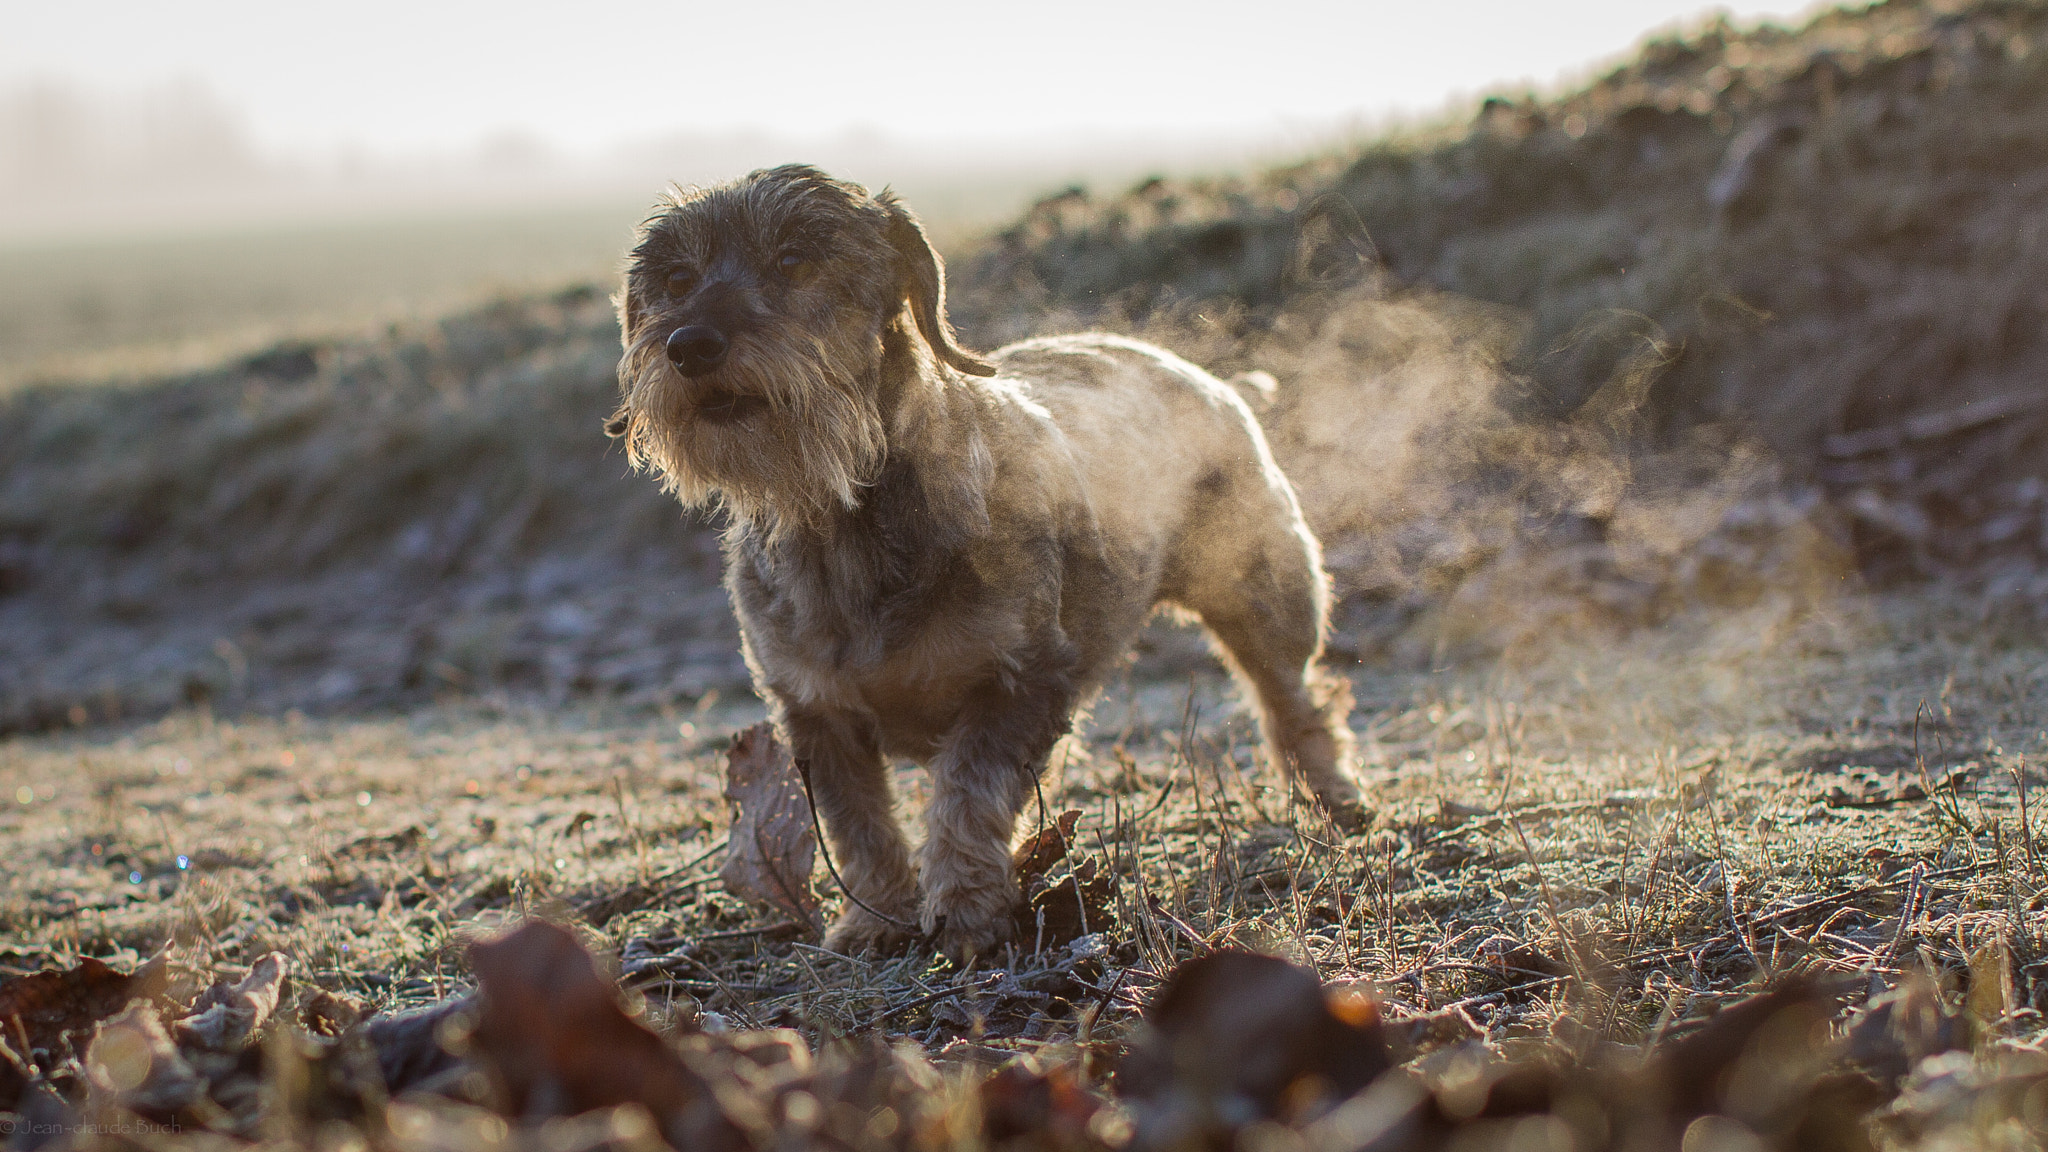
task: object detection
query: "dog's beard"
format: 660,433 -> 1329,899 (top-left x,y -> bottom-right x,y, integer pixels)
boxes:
615,320 -> 886,536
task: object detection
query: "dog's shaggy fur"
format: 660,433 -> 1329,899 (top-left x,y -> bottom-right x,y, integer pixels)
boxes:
611,165 -> 1363,959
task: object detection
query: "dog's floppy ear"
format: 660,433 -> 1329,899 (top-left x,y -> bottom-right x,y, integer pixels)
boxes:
605,281 -> 638,439
880,191 -> 997,377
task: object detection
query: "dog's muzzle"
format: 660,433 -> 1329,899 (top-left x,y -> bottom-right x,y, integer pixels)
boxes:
661,323 -> 764,424
666,325 -> 729,377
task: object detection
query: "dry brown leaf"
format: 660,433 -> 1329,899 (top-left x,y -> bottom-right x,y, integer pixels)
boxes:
719,724 -> 820,929
1022,862 -> 1115,951
1013,809 -> 1114,949
358,996 -> 476,1097
1844,973 -> 1969,1090
299,988 -> 365,1039
1119,951 -> 1393,1149
980,1055 -> 1113,1151
85,1002 -> 211,1121
466,921 -> 715,1131
1965,938 -> 2018,1042
1013,809 -> 1084,883
1642,977 -> 1843,1122
0,955 -> 167,1071
176,951 -> 289,1051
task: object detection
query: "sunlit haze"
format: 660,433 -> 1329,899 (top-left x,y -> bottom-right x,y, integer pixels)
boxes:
7,0 -> 1826,151
1,0 -> 1829,240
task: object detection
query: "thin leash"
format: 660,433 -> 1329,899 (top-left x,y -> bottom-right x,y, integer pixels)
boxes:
1032,770 -> 1050,847
794,757 -> 921,932
794,756 -> 1053,934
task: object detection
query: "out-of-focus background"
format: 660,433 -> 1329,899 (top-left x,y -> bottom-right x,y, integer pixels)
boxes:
3,0 -> 2045,732
2,0 -> 1816,387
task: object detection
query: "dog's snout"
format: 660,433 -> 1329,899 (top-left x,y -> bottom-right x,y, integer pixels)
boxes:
666,325 -> 729,376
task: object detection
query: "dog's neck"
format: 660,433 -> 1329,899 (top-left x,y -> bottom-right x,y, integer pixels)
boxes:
723,322 -> 998,663
731,319 -> 992,557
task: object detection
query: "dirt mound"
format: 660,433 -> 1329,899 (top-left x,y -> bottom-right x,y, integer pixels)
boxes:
0,288 -> 747,733
951,0 -> 2048,584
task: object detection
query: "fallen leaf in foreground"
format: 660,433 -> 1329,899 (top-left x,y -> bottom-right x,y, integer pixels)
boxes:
84,1001 -> 213,1124
981,1055 -> 1116,1150
460,918 -> 1034,1152
1118,950 -> 1393,1149
175,952 -> 288,1051
1012,808 -> 1115,949
0,954 -> 168,1076
466,919 -> 729,1147
718,723 -> 821,929
1013,809 -> 1084,881
1120,954 -> 1895,1152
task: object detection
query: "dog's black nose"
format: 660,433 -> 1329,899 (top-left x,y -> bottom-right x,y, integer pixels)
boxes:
666,325 -> 728,376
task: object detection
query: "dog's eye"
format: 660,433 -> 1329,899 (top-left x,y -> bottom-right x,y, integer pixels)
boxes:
776,250 -> 811,280
664,269 -> 695,298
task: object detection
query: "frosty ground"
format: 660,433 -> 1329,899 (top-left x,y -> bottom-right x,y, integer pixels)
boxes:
3,586 -> 2041,1063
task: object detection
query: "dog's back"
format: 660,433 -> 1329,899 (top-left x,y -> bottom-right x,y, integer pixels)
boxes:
988,333 -> 1320,651
988,333 -> 1358,815
991,333 -> 1286,539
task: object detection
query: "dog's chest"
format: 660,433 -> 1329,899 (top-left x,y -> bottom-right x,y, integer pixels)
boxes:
728,520 -> 1011,723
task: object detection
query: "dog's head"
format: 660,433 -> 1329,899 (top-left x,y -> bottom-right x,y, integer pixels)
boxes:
610,164 -> 994,529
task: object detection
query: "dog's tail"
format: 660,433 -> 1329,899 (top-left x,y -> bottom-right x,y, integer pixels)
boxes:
1227,370 -> 1278,414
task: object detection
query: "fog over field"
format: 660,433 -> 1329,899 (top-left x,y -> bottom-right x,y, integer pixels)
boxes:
3,1 -> 1826,234
0,0 -> 1824,390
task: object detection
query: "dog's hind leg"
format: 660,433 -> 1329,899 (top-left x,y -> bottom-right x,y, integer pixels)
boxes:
786,706 -> 920,953
1176,513 -> 1365,827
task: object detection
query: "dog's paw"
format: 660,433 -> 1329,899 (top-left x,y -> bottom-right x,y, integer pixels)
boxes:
921,886 -> 1020,964
1305,778 -> 1371,834
822,903 -> 917,956
1316,794 -> 1373,834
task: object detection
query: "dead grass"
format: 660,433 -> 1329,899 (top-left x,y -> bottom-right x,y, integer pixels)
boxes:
2,585 -> 2043,1066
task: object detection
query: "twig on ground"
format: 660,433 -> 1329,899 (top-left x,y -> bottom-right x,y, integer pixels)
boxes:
872,972 -> 1005,1027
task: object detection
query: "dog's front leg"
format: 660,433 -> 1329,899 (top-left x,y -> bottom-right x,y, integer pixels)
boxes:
785,706 -> 920,954
918,671 -> 1073,962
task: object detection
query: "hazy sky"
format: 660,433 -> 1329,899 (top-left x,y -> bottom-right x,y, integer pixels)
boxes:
4,0 -> 1830,156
